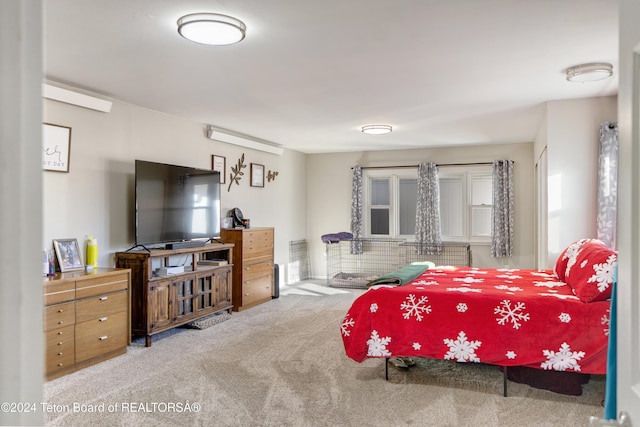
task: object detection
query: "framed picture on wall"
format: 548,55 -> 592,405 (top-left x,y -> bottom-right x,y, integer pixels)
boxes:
42,123 -> 72,172
53,238 -> 84,272
250,163 -> 264,187
212,155 -> 226,184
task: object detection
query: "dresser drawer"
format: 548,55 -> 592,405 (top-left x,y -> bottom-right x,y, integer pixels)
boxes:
43,302 -> 75,332
43,281 -> 75,305
75,290 -> 128,323
75,311 -> 128,362
243,229 -> 273,261
242,274 -> 273,306
45,325 -> 75,373
75,272 -> 129,299
243,261 -> 274,281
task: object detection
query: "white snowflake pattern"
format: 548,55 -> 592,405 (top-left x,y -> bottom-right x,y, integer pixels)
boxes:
497,268 -> 520,273
495,285 -> 523,292
460,269 -> 488,275
541,342 -> 585,371
494,300 -> 530,329
580,259 -> 588,268
563,239 -> 589,277
456,303 -> 468,313
558,313 -> 571,323
370,303 -> 378,313
341,316 -> 355,336
446,287 -> 482,293
366,330 -> 392,357
413,342 -> 421,350
602,310 -> 610,336
587,254 -> 617,292
412,279 -> 439,286
454,276 -> 484,284
530,271 -> 554,278
506,351 -> 517,359
400,294 -> 432,321
443,331 -> 481,362
496,274 -> 522,280
534,281 -> 567,288
539,293 -> 581,301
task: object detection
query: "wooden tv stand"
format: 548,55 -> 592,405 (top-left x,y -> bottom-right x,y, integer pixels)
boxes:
115,243 -> 234,347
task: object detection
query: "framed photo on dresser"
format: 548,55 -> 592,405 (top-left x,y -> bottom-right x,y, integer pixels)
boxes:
53,238 -> 84,272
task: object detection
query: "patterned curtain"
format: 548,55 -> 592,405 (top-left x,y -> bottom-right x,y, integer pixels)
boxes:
597,122 -> 618,249
350,166 -> 363,255
415,162 -> 441,255
491,160 -> 514,257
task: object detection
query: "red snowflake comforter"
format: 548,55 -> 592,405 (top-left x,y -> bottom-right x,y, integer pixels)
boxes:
341,267 -> 611,374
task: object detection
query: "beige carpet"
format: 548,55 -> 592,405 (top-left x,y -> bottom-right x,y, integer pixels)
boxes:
43,281 -> 606,426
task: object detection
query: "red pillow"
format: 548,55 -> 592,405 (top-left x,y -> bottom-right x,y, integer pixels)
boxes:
554,239 -> 594,281
565,241 -> 617,302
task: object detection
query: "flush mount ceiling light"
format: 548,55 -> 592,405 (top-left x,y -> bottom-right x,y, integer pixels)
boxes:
361,125 -> 392,135
566,62 -> 613,83
177,13 -> 246,46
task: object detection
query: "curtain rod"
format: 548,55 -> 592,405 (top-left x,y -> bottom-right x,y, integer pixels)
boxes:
351,162 -> 495,170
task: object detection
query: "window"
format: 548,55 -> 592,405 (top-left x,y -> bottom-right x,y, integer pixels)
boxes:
439,166 -> 493,243
363,166 -> 492,242
364,169 -> 417,239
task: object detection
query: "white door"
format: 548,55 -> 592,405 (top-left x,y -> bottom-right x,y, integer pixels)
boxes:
614,0 -> 640,423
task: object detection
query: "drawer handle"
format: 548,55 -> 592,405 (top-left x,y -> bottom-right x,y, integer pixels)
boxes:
58,321 -> 64,325
99,336 -> 108,341
244,266 -> 251,270
57,331 -> 63,335
58,363 -> 63,367
57,342 -> 63,346
58,352 -> 63,356
98,317 -> 108,322
58,309 -> 64,313
99,296 -> 109,301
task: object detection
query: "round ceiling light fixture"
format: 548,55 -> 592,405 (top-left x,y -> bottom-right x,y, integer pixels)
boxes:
566,62 -> 613,83
361,125 -> 392,135
177,13 -> 246,46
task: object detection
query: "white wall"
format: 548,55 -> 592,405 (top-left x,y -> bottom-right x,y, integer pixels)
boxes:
43,87 -> 308,281
1,2 -> 44,426
306,142 -> 535,278
540,96 -> 617,267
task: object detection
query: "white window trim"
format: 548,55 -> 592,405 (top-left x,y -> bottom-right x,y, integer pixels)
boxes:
363,168 -> 418,240
439,165 -> 493,244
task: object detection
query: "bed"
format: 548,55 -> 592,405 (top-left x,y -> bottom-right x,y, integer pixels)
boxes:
340,239 -> 616,395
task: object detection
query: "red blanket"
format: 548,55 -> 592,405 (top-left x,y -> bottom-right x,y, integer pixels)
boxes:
341,267 -> 610,374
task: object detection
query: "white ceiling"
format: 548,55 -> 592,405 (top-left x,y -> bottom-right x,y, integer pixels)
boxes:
44,0 -> 618,154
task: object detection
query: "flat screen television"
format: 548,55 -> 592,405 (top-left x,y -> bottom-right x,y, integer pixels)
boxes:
135,159 -> 221,247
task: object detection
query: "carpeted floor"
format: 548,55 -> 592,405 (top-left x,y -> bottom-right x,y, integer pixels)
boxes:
43,280 -> 605,426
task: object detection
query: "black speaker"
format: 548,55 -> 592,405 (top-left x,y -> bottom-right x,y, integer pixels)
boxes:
272,264 -> 280,299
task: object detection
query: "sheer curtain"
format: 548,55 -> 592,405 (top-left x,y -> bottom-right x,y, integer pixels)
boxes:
350,166 -> 363,254
491,160 -> 514,257
597,122 -> 618,249
415,162 -> 441,254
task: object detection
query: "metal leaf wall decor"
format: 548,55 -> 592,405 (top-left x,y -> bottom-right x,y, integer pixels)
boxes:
227,153 -> 246,192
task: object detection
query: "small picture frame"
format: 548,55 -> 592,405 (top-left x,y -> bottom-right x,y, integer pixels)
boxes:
43,123 -> 72,172
250,163 -> 264,187
212,155 -> 226,184
53,238 -> 84,272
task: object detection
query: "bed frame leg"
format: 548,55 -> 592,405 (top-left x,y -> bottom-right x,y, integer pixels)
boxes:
385,358 -> 389,380
503,366 -> 508,397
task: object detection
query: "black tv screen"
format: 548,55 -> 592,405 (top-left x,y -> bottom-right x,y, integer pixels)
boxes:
135,160 -> 221,246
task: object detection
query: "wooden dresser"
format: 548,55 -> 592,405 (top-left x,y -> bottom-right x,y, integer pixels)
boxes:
221,227 -> 274,311
43,268 -> 130,381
